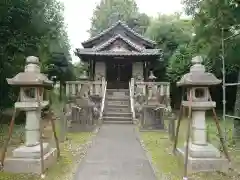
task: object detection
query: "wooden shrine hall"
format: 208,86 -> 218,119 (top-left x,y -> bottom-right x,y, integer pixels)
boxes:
66,21 -> 170,126
75,20 -> 162,89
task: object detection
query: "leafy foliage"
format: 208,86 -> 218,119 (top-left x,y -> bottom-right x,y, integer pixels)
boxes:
167,45 -> 193,82
183,0 -> 240,75
145,14 -> 193,81
0,0 -> 73,110
89,0 -> 150,36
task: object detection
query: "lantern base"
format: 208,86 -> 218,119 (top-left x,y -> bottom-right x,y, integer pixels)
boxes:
188,143 -> 221,158
177,147 -> 229,173
12,143 -> 50,158
3,144 -> 57,174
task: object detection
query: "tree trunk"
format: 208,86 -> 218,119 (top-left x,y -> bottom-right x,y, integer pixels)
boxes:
233,71 -> 240,146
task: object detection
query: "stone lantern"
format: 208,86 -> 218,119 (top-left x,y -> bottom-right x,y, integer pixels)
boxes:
177,56 -> 228,173
139,70 -> 165,131
79,70 -> 89,80
147,70 -> 157,105
5,56 -> 57,174
148,70 -> 156,82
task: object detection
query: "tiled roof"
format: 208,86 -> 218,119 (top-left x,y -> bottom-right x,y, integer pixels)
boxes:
82,21 -> 157,47
76,48 -> 161,56
94,34 -> 144,52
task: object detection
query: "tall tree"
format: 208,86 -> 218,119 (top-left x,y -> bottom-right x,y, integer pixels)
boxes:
145,14 -> 193,81
89,0 -> 150,36
0,0 -> 72,111
183,0 -> 240,141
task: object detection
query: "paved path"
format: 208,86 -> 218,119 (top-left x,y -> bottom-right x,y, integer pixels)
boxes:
74,124 -> 157,180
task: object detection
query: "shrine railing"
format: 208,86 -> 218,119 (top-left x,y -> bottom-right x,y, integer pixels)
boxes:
65,77 -> 106,98
99,81 -> 107,120
134,81 -> 171,108
129,78 -> 136,120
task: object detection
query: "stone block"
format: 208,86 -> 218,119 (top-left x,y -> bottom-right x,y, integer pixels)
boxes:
13,143 -> 50,158
140,105 -> 164,131
177,147 -> 229,173
188,143 -> 221,158
4,148 -> 57,174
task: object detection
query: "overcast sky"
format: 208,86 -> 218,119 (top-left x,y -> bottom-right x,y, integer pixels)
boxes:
59,0 -> 184,62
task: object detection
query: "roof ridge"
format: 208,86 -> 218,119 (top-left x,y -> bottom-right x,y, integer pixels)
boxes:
82,21 -> 121,45
117,21 -> 156,45
82,20 -> 156,47
94,33 -> 144,52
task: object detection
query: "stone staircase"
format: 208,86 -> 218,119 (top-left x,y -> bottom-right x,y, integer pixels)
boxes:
103,89 -> 133,124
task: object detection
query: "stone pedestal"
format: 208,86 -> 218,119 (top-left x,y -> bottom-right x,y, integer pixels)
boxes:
177,102 -> 229,173
3,106 -> 57,174
90,94 -> 102,121
177,147 -> 229,173
68,97 -> 96,132
4,146 -> 57,174
140,105 -> 165,131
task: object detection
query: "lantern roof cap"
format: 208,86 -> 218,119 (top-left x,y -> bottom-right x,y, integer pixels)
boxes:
177,56 -> 221,87
6,56 -> 53,87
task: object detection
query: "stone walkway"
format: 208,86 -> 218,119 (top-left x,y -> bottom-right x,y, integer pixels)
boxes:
74,124 -> 157,180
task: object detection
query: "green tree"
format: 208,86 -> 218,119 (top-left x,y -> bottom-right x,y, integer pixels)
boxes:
89,0 -> 150,36
145,14 -> 193,80
183,0 -> 240,141
0,0 -> 73,111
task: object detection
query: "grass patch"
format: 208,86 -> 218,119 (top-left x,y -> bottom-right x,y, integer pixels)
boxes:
0,91 -> 94,180
0,129 -> 93,180
140,117 -> 240,180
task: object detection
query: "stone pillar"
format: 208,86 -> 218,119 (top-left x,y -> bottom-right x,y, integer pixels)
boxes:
192,110 -> 207,145
95,62 -> 106,80
101,77 -> 105,95
71,84 -> 76,96
77,84 -> 82,95
25,110 -> 40,146
132,62 -> 143,80
66,83 -> 69,97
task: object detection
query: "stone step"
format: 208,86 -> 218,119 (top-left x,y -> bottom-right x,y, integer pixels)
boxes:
106,100 -> 130,106
103,112 -> 132,117
106,96 -> 129,100
106,96 -> 129,101
107,90 -> 129,97
105,108 -> 130,113
103,120 -> 133,124
107,89 -> 129,92
103,116 -> 132,121
107,95 -> 130,99
103,116 -> 133,124
106,104 -> 129,108
104,106 -> 131,113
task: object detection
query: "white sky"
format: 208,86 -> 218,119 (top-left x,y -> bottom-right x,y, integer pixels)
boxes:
59,0 -> 184,62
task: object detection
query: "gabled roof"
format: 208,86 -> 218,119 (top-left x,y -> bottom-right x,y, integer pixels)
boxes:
75,48 -> 161,56
82,21 -> 157,48
94,34 -> 144,52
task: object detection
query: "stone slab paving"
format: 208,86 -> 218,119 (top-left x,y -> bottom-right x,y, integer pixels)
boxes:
74,124 -> 157,180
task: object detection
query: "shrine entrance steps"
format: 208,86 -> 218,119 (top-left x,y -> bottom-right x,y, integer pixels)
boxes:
103,89 -> 133,124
